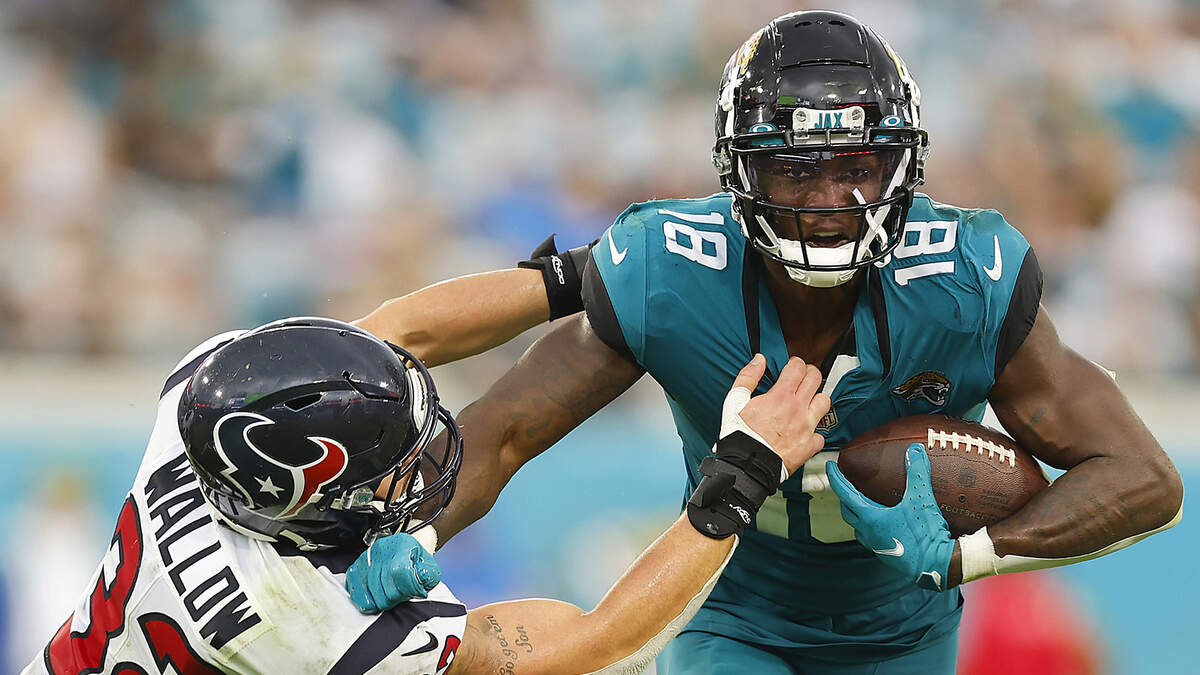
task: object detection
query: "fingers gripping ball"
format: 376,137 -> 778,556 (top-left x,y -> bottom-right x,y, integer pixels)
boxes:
827,444 -> 956,591
834,414 -> 1047,537
346,532 -> 442,614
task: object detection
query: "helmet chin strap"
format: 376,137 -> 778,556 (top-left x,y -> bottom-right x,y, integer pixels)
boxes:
210,507 -> 279,542
854,187 -> 893,270
782,240 -> 860,287
755,213 -> 862,288
860,149 -> 911,268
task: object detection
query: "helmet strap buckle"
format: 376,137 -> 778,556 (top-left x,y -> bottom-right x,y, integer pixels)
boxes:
330,487 -> 375,511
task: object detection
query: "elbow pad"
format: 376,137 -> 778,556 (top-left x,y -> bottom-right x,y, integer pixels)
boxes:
517,235 -> 595,320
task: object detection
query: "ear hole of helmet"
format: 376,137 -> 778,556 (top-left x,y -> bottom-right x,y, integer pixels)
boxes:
284,393 -> 322,411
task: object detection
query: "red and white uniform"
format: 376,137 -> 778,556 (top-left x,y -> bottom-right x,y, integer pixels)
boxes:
24,333 -> 466,675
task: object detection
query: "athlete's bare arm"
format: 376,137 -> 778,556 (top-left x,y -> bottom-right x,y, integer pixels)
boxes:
353,268 -> 550,367
449,516 -> 731,675
951,305 -> 1185,584
447,357 -> 830,675
436,314 -> 645,541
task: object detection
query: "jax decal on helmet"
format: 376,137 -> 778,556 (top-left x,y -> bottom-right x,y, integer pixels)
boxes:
712,10 -> 931,288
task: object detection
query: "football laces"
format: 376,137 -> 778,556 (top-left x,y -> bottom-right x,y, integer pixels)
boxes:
925,428 -> 1016,468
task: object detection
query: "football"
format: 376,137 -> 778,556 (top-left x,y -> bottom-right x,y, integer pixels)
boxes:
836,415 -> 1049,537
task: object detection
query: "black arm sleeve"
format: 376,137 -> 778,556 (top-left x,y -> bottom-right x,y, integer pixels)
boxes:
995,247 -> 1044,377
581,250 -> 638,364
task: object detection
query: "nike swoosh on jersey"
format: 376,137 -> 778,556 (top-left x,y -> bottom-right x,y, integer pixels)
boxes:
608,230 -> 628,265
984,235 -> 1002,281
872,538 -> 905,557
400,630 -> 440,656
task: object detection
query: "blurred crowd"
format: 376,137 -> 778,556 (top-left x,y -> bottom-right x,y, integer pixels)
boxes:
4,2 -> 1200,671
0,0 -> 1198,375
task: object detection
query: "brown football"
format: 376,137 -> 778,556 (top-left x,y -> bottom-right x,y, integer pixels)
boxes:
836,414 -> 1049,537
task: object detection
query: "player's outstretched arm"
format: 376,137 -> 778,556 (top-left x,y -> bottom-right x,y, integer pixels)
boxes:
344,315 -> 646,617
450,517 -> 733,675
353,268 -> 550,368
353,237 -> 592,368
446,356 -> 830,675
434,314 -> 645,542
960,305 -> 1184,585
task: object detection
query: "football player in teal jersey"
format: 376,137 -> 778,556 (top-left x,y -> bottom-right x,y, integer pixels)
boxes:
354,10 -> 1183,674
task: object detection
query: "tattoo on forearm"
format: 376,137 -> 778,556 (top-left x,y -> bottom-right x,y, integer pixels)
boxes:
503,326 -> 641,450
483,614 -> 534,675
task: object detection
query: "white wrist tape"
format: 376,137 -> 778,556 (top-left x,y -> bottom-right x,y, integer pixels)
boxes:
959,503 -> 1183,583
958,527 -> 999,583
412,523 -> 439,554
583,538 -> 739,675
720,386 -> 789,484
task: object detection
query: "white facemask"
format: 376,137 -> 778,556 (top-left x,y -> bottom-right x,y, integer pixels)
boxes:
734,148 -> 912,288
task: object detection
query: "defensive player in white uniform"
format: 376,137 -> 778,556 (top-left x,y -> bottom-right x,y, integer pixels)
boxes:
26,268 -> 831,675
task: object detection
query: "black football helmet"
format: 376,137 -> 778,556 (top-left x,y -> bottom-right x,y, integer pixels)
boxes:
178,317 -> 462,551
713,11 -> 929,287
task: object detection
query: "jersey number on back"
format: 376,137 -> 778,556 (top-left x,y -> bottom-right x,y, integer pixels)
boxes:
45,497 -> 221,675
660,209 -> 728,271
892,220 -> 957,286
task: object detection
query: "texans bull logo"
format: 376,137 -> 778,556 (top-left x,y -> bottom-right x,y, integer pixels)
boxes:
213,412 -> 348,518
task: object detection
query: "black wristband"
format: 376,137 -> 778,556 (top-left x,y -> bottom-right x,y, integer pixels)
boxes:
686,431 -> 784,539
517,235 -> 594,320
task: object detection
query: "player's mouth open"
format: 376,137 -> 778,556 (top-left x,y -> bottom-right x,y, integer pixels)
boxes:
805,231 -> 852,248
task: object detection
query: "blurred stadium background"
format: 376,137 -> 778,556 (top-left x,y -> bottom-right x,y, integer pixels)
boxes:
0,0 -> 1198,672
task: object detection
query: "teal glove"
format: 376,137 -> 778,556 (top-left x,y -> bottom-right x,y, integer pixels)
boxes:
826,444 -> 955,591
345,532 -> 441,613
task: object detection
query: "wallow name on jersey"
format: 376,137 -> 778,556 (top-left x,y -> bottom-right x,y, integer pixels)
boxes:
143,452 -> 265,648
32,332 -> 467,675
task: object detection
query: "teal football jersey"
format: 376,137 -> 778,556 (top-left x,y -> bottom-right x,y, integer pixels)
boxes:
583,192 -> 1041,656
